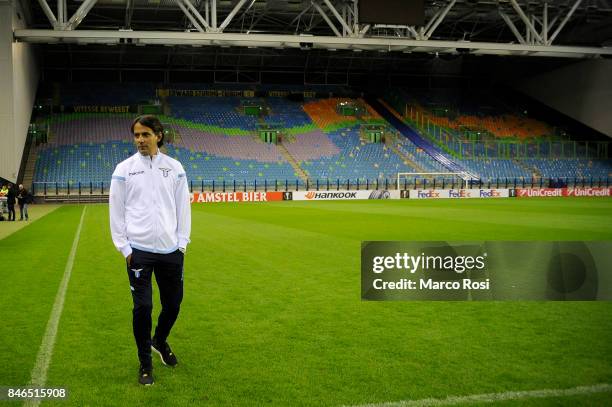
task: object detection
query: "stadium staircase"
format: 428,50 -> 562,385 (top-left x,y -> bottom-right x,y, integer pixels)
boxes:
174,128 -> 183,144
513,158 -> 542,178
384,132 -> 427,173
366,97 -> 477,179
22,143 -> 38,191
277,142 -> 310,183
160,93 -> 171,116
52,83 -> 61,105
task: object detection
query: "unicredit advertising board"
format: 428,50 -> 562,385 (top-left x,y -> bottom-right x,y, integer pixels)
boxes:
515,187 -> 612,198
290,190 -> 401,201
406,189 -> 510,199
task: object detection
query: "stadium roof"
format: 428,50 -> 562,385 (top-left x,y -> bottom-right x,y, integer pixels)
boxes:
14,0 -> 612,58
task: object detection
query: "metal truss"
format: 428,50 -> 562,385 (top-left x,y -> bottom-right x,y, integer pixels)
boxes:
15,29 -> 612,58
35,0 -> 98,30
18,0 -> 612,58
500,0 -> 586,46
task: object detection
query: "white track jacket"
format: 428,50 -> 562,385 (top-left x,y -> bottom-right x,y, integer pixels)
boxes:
109,152 -> 191,257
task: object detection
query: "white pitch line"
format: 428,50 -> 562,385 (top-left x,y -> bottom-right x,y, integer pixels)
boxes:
345,383 -> 612,407
24,206 -> 87,407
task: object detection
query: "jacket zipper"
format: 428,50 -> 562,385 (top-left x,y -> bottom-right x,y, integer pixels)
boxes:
150,155 -> 158,252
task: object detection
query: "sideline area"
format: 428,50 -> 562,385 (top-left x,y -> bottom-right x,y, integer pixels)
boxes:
0,204 -> 61,240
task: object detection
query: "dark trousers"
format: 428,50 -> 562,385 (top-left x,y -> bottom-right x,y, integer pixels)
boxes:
7,204 -> 15,221
19,203 -> 28,220
127,248 -> 184,368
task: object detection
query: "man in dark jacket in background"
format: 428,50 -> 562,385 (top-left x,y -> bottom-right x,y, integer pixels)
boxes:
17,184 -> 30,221
6,183 -> 16,221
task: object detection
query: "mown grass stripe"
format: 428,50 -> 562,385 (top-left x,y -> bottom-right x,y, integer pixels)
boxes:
24,207 -> 87,407
345,383 -> 612,407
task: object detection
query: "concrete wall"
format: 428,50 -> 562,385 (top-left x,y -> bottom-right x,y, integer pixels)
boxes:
0,0 -> 39,183
516,59 -> 612,138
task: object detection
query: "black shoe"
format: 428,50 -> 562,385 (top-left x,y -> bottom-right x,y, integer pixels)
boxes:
138,365 -> 154,386
151,338 -> 178,367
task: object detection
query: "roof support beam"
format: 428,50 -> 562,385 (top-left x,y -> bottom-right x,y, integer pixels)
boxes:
547,14 -> 560,36
14,29 -> 612,58
542,2 -> 548,43
352,0 -> 359,36
548,0 -> 583,45
312,1 -> 342,37
341,1 -> 347,36
176,0 -> 205,32
424,0 -> 456,40
246,11 -> 265,34
371,24 -> 420,40
57,0 -> 66,26
290,4 -> 313,26
124,0 -> 134,29
322,0 -> 353,36
509,0 -> 543,44
65,0 -> 97,30
407,26 -> 419,40
181,0 -> 211,31
36,0 -> 57,28
204,0 -> 210,27
211,0 -> 217,30
499,11 -> 526,45
420,8 -> 441,39
219,0 -> 249,32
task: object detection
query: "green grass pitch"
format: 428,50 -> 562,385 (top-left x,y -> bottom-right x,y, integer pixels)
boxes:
1,198 -> 611,406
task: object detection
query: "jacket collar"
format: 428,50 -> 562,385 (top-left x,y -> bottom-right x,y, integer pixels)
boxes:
136,151 -> 163,164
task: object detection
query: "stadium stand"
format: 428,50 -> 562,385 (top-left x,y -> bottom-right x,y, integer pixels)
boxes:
29,86 -> 612,193
382,89 -> 612,182
301,128 -> 415,181
168,96 -> 259,131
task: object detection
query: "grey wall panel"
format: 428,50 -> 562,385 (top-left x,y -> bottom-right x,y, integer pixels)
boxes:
0,115 -> 15,181
516,60 -> 612,137
0,2 -> 39,182
12,41 -> 39,180
0,3 -> 15,181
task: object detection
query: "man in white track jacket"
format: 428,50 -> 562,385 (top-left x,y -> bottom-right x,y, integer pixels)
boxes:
109,115 -> 191,386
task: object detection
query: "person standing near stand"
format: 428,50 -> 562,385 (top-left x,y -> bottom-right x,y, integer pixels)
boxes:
17,184 -> 30,221
6,183 -> 16,221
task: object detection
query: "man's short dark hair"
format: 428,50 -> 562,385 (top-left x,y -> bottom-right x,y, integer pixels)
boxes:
131,115 -> 164,147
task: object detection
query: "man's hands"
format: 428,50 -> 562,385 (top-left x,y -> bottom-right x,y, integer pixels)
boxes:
126,249 -> 183,267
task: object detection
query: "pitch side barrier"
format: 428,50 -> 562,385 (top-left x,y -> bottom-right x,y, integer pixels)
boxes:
189,187 -> 611,203
33,178 -> 611,199
190,190 -> 401,203
404,189 -> 511,199
191,191 -> 286,203
514,187 -> 612,197
402,187 -> 612,200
